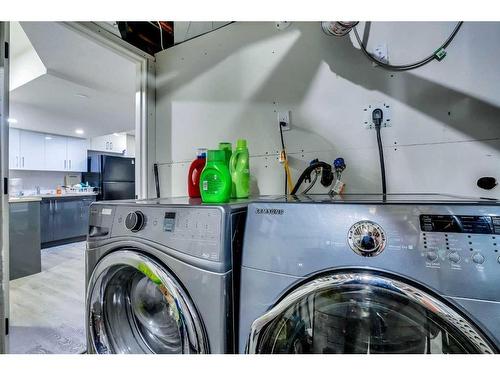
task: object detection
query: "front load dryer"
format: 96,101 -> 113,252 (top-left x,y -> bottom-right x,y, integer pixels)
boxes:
86,197 -> 248,354
239,194 -> 500,354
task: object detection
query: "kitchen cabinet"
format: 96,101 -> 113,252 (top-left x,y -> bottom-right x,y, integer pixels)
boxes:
20,130 -> 46,170
9,128 -> 88,172
41,195 -> 96,247
9,129 -> 46,170
9,128 -> 20,169
66,137 -> 88,172
9,200 -> 41,280
90,133 -> 127,154
44,135 -> 68,171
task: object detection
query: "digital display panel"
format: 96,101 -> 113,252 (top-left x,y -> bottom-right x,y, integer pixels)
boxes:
420,215 -> 493,234
164,212 -> 176,232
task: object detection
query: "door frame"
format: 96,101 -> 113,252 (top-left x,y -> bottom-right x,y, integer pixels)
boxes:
0,21 -> 9,354
61,22 -> 156,200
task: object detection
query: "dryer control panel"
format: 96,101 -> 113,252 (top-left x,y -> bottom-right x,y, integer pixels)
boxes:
243,200 -> 500,302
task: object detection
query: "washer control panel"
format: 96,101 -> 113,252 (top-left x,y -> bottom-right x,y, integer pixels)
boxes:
90,204 -> 224,262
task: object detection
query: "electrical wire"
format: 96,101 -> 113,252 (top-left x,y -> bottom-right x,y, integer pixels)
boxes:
157,21 -> 164,50
302,170 -> 320,194
375,124 -> 387,195
279,123 -> 293,195
353,22 -> 463,71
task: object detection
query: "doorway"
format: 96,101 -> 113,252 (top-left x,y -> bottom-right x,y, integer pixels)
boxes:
2,21 -> 153,353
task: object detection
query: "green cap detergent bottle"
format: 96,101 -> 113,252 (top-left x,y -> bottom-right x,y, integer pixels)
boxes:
229,139 -> 250,199
200,150 -> 232,203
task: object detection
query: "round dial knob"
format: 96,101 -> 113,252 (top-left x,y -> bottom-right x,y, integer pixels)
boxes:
448,251 -> 461,264
426,251 -> 438,262
125,211 -> 145,232
472,252 -> 485,265
348,221 -> 386,257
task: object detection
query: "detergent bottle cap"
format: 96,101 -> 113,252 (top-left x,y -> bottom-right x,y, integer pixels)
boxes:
196,148 -> 207,158
236,139 -> 247,149
207,149 -> 226,162
219,142 -> 232,151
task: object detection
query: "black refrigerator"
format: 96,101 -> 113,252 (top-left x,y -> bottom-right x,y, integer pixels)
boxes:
82,155 -> 136,201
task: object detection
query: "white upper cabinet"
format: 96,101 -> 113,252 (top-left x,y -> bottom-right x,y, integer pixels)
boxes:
9,128 -> 88,172
66,137 -> 88,172
90,133 -> 127,154
19,130 -> 45,170
44,135 -> 68,171
9,128 -> 21,169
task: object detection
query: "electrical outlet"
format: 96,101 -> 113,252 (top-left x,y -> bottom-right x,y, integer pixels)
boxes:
363,103 -> 392,129
278,110 -> 291,131
373,43 -> 389,64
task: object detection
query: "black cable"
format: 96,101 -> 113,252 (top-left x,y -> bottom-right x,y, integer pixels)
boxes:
375,125 -> 387,195
279,122 -> 287,195
353,22 -> 463,71
153,163 -> 161,198
290,161 -> 332,195
372,108 -> 387,196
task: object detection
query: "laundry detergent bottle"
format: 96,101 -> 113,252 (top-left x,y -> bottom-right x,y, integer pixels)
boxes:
200,150 -> 232,203
187,148 -> 207,198
229,139 -> 250,199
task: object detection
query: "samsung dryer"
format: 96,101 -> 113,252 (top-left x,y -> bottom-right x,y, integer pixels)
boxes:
86,197 -> 248,354
240,194 -> 500,354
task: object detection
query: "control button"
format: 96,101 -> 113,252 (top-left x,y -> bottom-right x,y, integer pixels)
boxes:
497,256 -> 500,264
426,251 -> 438,262
125,211 -> 145,232
472,252 -> 485,265
448,251 -> 461,264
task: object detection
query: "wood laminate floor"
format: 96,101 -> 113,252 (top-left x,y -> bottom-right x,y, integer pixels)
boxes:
8,241 -> 86,354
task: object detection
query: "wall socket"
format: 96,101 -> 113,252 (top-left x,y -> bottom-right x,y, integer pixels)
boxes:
278,110 -> 291,131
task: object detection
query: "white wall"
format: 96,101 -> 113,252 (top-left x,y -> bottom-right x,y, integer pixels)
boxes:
154,22 -> 500,199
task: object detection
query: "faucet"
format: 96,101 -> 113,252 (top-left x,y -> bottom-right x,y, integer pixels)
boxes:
35,185 -> 41,195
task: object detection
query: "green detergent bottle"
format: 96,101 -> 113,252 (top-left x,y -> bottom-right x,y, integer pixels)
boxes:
229,139 -> 250,199
200,150 -> 232,203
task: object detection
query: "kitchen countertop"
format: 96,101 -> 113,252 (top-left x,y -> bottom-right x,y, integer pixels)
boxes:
9,197 -> 43,203
9,192 -> 97,203
36,192 -> 98,199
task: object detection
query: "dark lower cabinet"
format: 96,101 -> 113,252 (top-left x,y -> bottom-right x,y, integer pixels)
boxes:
10,201 -> 41,280
41,195 -> 96,248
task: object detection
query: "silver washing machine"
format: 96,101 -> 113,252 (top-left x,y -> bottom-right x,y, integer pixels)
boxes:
85,197 -> 248,354
239,194 -> 500,354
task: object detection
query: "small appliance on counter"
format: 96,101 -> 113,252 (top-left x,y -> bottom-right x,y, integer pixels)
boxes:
82,154 -> 135,201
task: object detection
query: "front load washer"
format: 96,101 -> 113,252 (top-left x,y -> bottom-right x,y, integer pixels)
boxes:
86,197 -> 248,354
239,194 -> 500,354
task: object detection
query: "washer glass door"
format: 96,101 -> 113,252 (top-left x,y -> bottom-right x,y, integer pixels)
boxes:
248,272 -> 495,354
87,250 -> 208,354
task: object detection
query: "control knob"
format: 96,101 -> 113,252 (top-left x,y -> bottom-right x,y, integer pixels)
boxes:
426,251 -> 438,262
125,211 -> 145,232
472,252 -> 485,265
348,221 -> 386,257
448,251 -> 461,264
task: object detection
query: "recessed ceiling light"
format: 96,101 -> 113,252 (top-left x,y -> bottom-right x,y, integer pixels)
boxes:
113,133 -> 120,136
75,129 -> 84,135
7,118 -> 18,124
45,136 -> 53,140
75,93 -> 89,99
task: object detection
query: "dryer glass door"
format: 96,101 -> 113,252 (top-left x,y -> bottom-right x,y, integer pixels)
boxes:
248,272 -> 495,354
87,250 -> 208,354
